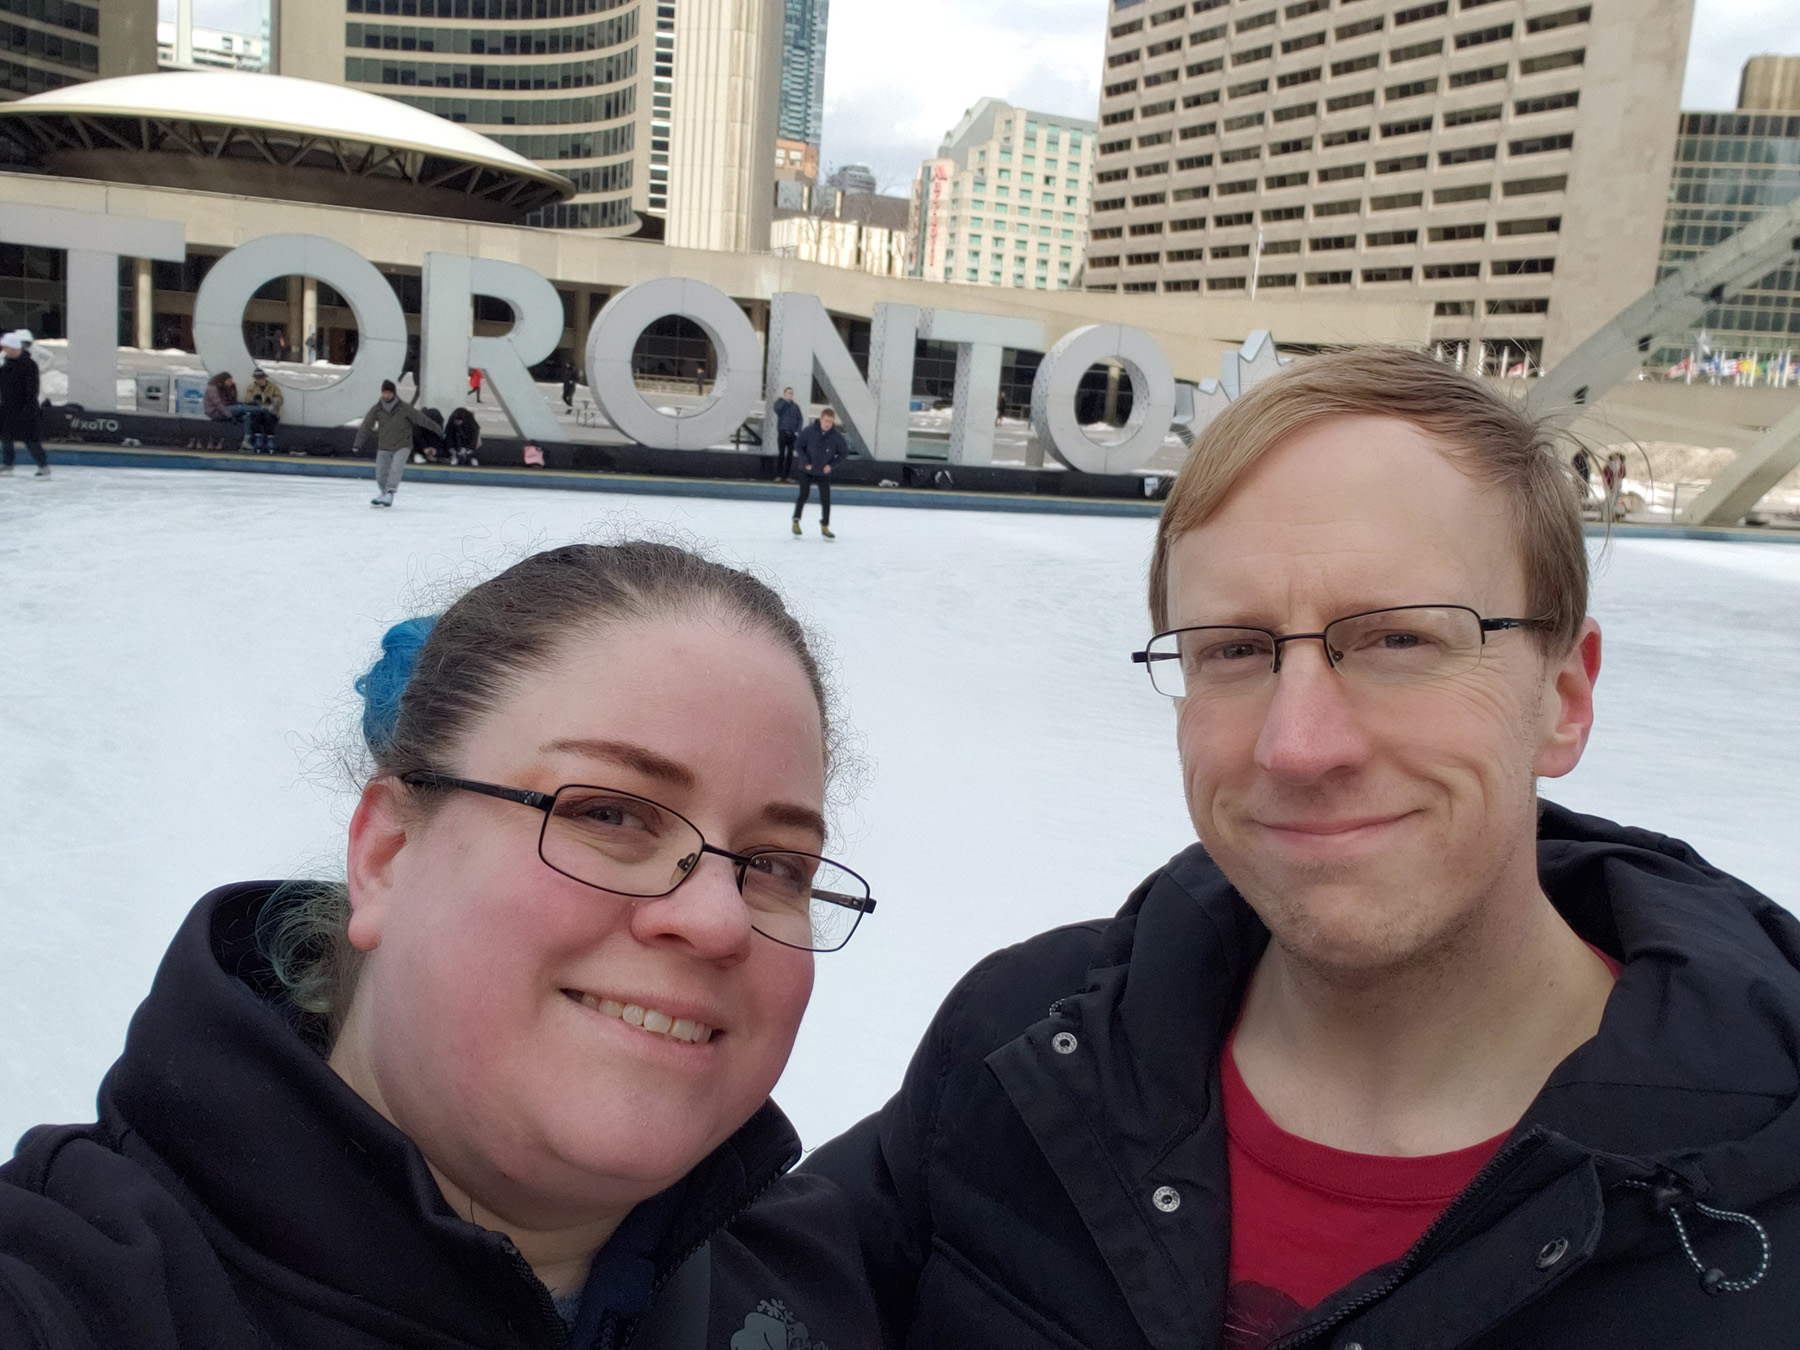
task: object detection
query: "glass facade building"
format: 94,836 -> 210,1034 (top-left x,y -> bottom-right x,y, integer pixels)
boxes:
2,0 -> 99,98
1656,110 -> 1800,368
778,0 -> 825,149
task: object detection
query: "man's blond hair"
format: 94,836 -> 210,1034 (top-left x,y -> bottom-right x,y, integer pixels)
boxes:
1148,346 -> 1587,648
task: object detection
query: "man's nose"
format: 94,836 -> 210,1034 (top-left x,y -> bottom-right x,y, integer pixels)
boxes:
1252,639 -> 1371,782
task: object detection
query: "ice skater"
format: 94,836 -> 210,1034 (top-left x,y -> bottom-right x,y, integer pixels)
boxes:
354,379 -> 440,507
771,385 -> 802,480
791,406 -> 847,539
0,330 -> 48,477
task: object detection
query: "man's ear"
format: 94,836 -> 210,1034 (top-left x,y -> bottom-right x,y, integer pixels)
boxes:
345,778 -> 413,954
1534,618 -> 1602,779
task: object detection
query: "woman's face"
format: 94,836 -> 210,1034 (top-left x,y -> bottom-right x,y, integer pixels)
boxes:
339,616 -> 824,1229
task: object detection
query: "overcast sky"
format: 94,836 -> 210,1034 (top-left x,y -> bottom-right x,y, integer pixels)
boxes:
177,0 -> 1800,195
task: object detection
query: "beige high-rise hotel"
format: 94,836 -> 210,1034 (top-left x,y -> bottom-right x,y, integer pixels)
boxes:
1087,0 -> 1693,367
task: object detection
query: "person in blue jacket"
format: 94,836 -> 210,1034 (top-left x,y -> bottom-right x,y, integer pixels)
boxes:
792,407 -> 848,539
0,541 -> 883,1350
771,386 -> 804,481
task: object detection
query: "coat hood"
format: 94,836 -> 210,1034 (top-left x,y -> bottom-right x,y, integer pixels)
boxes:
70,881 -> 802,1345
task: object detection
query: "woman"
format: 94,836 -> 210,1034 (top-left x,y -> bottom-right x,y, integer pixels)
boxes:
444,403 -> 482,465
0,329 -> 47,476
0,542 -> 881,1350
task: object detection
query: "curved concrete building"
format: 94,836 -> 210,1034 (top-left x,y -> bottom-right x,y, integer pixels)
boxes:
0,70 -> 573,222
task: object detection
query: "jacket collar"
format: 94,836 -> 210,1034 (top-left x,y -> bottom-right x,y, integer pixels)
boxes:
101,882 -> 801,1346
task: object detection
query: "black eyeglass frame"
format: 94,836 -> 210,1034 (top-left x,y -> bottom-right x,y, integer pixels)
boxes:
398,770 -> 876,953
1130,604 -> 1556,694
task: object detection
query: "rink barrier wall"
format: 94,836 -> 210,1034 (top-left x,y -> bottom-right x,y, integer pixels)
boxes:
33,442 -> 1170,519
36,408 -> 1172,508
33,440 -> 1800,540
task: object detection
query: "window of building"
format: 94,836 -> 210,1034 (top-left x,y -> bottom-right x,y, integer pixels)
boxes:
1127,251 -> 1163,264
1365,229 -> 1419,247
1424,262 -> 1481,279
1307,270 -> 1353,284
1386,78 -> 1439,100
1394,0 -> 1449,22
1448,63 -> 1507,87
1221,145 -> 1262,162
1135,161 -> 1171,176
1377,153 -> 1429,173
1487,297 -> 1550,314
1363,266 -> 1414,282
1143,98 -> 1177,115
1139,130 -> 1172,146
1526,6 -> 1590,33
1496,215 -> 1560,236
1234,43 -> 1272,64
1332,53 -> 1380,76
1282,32 -> 1325,54
1212,243 -> 1251,258
1171,215 -> 1207,231
1310,234 -> 1356,250
1319,162 -> 1368,181
1336,16 -> 1383,39
1177,152 -> 1215,168
1369,191 -> 1424,209
1164,278 -> 1202,291
1218,177 -> 1259,195
1382,116 -> 1433,137
1215,211 -> 1255,226
1132,190 -> 1169,205
1444,102 -> 1503,126
1434,299 -> 1474,315
1433,182 -> 1492,203
1519,48 -> 1584,75
1108,48 -> 1141,67
1314,198 -> 1362,216
1429,222 -> 1486,241
1228,77 -> 1269,96
1509,132 -> 1573,155
1455,22 -> 1513,47
1208,275 -> 1249,289
1327,89 -> 1377,111
1493,256 -> 1556,275
1513,89 -> 1578,116
1263,205 -> 1306,221
1263,238 -> 1302,253
1389,39 -> 1444,64
1323,126 -> 1372,147
1111,18 -> 1144,36
1275,100 -> 1318,121
1192,24 -> 1227,44
1502,174 -> 1568,195
1272,136 -> 1312,155
1235,9 -> 1276,32
1439,143 -> 1497,164
1266,170 -> 1309,188
1279,67 -> 1322,87
1224,111 -> 1266,131
1149,36 -> 1184,55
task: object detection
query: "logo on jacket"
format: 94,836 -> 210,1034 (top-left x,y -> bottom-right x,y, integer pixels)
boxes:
730,1299 -> 831,1350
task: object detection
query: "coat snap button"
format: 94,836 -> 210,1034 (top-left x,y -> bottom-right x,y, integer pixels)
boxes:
1536,1237 -> 1570,1270
1051,1031 -> 1078,1055
1152,1185 -> 1181,1213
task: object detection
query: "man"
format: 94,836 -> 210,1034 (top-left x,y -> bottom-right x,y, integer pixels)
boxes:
0,330 -> 48,478
772,386 -> 803,481
807,347 -> 1800,1348
791,406 -> 846,539
355,379 -> 439,508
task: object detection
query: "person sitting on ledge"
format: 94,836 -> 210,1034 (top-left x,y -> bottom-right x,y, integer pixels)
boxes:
807,346 -> 1800,1350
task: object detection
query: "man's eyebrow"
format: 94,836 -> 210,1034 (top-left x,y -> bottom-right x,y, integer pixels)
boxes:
539,738 -> 696,790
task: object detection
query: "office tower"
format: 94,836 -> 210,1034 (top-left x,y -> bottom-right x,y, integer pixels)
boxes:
274,0 -> 670,231
665,0 -> 781,250
910,97 -> 1096,291
3,0 -> 155,99
1657,55 -> 1800,370
776,0 -> 825,181
1089,0 -> 1692,368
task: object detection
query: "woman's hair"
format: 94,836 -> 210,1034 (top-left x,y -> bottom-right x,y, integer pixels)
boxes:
259,541 -> 839,1036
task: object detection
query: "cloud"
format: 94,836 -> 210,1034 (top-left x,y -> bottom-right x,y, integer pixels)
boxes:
1683,0 -> 1800,108
819,0 -> 1108,192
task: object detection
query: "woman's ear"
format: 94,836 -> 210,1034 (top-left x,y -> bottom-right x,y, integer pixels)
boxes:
345,778 -> 412,954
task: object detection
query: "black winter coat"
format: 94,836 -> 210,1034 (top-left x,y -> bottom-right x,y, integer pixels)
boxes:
806,803 -> 1800,1349
0,882 -> 881,1350
794,422 -> 847,476
0,352 -> 42,439
773,398 -> 803,437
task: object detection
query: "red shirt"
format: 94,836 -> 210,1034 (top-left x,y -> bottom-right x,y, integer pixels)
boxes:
1221,947 -> 1622,1349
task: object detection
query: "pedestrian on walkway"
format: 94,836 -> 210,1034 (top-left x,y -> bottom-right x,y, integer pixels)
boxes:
560,370 -> 577,411
771,385 -> 802,480
791,406 -> 847,539
355,380 -> 440,508
468,367 -> 483,403
0,330 -> 49,477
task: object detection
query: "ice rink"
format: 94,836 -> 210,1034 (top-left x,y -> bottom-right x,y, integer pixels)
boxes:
2,466 -> 1797,1155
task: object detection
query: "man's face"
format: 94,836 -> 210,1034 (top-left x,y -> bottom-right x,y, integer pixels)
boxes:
783,388 -> 794,399
820,413 -> 834,430
1164,416 -> 1596,976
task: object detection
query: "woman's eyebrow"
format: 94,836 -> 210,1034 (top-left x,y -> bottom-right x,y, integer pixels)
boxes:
762,802 -> 828,840
538,737 -> 696,790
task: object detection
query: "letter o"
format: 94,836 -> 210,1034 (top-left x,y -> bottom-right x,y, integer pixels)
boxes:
1029,324 -> 1177,476
193,235 -> 408,427
586,278 -> 760,451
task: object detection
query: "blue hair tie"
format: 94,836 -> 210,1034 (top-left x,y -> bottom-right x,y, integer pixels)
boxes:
355,615 -> 439,757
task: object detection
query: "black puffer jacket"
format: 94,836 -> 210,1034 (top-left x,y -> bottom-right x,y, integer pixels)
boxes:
806,803 -> 1800,1349
0,351 -> 42,440
0,883 -> 880,1350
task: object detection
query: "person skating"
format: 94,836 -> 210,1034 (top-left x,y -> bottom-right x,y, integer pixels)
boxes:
771,386 -> 802,481
791,406 -> 847,539
0,330 -> 48,477
354,380 -> 440,507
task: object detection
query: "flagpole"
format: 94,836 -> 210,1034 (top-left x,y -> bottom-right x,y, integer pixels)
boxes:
1249,228 -> 1264,301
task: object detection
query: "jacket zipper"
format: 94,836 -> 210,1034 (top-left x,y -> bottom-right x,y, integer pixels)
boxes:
645,1156 -> 797,1301
500,1236 -> 572,1350
1265,1129 -> 1550,1350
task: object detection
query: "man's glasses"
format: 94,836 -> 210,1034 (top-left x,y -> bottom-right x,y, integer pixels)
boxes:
1131,605 -> 1554,700
399,772 -> 875,953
